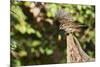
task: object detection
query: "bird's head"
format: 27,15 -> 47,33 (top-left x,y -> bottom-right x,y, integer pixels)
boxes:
55,9 -> 73,24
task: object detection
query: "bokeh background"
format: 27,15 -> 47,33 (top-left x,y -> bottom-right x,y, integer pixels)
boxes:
10,0 -> 95,66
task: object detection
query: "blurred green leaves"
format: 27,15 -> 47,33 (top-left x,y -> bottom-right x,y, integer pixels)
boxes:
11,59 -> 21,67
14,23 -> 36,34
47,4 -> 59,17
11,5 -> 27,22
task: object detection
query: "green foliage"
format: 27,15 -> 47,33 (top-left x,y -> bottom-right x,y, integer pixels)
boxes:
10,0 -> 95,66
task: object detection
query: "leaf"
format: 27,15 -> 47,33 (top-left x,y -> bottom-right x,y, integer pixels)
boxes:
26,24 -> 35,34
15,24 -> 26,34
18,50 -> 27,57
11,5 -> 27,22
36,31 -> 42,38
12,59 -> 21,66
32,40 -> 41,47
45,48 -> 53,55
39,47 -> 45,54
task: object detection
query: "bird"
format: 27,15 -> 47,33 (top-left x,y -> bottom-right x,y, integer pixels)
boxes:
55,9 -> 87,34
55,9 -> 94,62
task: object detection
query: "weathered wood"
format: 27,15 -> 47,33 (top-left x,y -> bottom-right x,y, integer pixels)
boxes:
66,33 -> 94,63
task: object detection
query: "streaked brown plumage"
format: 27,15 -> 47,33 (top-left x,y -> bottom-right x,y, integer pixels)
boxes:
55,9 -> 86,33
